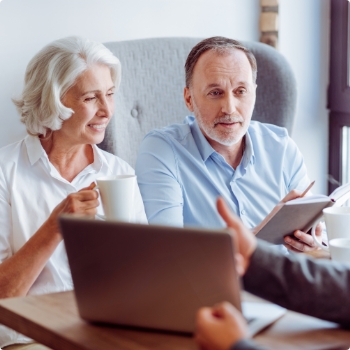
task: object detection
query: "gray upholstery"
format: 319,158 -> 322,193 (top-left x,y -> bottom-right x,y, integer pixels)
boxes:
100,37 -> 297,167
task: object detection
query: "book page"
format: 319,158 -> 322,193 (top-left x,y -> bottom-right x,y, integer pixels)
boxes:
330,182 -> 350,205
285,195 -> 329,205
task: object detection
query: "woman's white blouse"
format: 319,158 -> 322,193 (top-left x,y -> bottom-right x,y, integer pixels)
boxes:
0,135 -> 147,347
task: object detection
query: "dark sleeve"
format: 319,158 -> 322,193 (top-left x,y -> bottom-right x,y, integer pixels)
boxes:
243,240 -> 350,327
229,339 -> 269,350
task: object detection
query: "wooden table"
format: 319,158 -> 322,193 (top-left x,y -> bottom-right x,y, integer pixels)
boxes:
0,291 -> 350,350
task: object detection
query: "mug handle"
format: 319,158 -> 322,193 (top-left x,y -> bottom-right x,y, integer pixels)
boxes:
95,213 -> 106,220
311,216 -> 328,251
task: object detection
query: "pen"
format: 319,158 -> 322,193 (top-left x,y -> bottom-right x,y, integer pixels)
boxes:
300,180 -> 315,198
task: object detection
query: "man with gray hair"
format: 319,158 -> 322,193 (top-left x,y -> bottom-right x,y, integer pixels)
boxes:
136,36 -> 320,252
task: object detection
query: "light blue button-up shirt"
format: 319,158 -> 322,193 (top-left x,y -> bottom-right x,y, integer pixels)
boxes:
136,116 -> 310,229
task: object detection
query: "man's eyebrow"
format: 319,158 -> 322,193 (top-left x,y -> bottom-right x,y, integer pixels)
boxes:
206,83 -> 221,88
81,86 -> 115,96
206,81 -> 249,89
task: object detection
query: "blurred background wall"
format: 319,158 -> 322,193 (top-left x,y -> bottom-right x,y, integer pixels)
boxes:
0,0 -> 329,193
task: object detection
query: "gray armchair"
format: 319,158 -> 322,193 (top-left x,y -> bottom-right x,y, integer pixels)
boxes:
100,38 -> 296,167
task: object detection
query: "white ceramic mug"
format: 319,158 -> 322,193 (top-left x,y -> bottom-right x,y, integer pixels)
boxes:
311,206 -> 350,251
329,238 -> 350,263
96,175 -> 136,222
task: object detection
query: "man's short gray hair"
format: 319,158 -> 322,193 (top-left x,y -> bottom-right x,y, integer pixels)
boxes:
13,36 -> 121,136
185,36 -> 257,87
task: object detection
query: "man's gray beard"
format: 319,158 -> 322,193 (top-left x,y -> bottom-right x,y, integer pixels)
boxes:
195,111 -> 245,147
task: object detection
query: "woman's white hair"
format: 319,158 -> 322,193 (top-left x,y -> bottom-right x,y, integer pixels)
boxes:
13,36 -> 121,136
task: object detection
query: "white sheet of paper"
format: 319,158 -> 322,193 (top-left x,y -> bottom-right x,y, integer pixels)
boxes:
242,301 -> 286,336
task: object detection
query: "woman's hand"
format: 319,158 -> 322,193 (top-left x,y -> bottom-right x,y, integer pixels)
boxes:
45,182 -> 99,238
0,182 -> 99,298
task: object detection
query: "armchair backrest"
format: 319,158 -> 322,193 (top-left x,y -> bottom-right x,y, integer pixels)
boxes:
100,38 -> 296,167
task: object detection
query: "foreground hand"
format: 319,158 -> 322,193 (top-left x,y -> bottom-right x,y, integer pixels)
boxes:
195,302 -> 248,350
217,197 -> 257,276
284,223 -> 323,252
45,182 -> 99,236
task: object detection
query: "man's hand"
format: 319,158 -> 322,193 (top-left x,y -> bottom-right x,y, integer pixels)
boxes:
279,190 -> 323,252
264,189 -> 322,252
217,197 -> 257,276
195,302 -> 248,350
284,224 -> 323,252
280,189 -> 302,203
45,182 -> 99,237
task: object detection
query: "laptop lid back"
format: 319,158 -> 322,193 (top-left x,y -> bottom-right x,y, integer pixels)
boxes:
60,217 -> 241,333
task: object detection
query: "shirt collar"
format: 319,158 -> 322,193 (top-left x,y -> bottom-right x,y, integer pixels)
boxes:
189,116 -> 216,162
25,135 -> 45,165
91,144 -> 104,172
189,116 -> 255,167
242,128 -> 255,168
24,134 -> 103,172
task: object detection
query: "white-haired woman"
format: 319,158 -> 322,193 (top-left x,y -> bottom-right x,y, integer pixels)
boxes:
0,36 -> 147,349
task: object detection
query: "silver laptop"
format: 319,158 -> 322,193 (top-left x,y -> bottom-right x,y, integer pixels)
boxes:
59,216 -> 285,335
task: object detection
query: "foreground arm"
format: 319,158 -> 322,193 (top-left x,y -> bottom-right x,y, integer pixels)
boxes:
218,197 -> 350,327
244,240 -> 350,327
195,198 -> 350,350
0,183 -> 98,298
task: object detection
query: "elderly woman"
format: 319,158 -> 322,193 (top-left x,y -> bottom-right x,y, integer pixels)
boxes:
0,36 -> 147,348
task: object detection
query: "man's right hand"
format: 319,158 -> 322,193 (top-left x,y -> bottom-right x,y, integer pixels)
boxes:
280,189 -> 302,203
217,197 -> 257,276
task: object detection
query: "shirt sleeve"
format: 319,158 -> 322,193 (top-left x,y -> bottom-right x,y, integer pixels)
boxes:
135,132 -> 184,227
0,164 -> 13,263
283,136 -> 310,192
243,240 -> 350,328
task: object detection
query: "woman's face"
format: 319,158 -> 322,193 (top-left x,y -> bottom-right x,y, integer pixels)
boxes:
60,64 -> 115,146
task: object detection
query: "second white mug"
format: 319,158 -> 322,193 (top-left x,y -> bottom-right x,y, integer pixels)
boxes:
329,238 -> 350,264
311,206 -> 350,251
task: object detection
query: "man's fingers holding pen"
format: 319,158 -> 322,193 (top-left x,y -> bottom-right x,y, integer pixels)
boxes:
284,224 -> 323,252
285,234 -> 315,252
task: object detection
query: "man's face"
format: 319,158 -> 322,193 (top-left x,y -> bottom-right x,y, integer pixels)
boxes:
184,49 -> 256,148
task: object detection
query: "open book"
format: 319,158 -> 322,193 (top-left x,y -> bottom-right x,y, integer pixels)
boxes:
255,182 -> 350,244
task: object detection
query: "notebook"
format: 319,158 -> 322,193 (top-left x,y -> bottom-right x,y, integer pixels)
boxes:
255,182 -> 350,244
59,216 -> 285,335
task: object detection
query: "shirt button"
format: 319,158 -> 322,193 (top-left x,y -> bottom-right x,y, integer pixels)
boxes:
241,209 -> 246,215
131,108 -> 138,118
